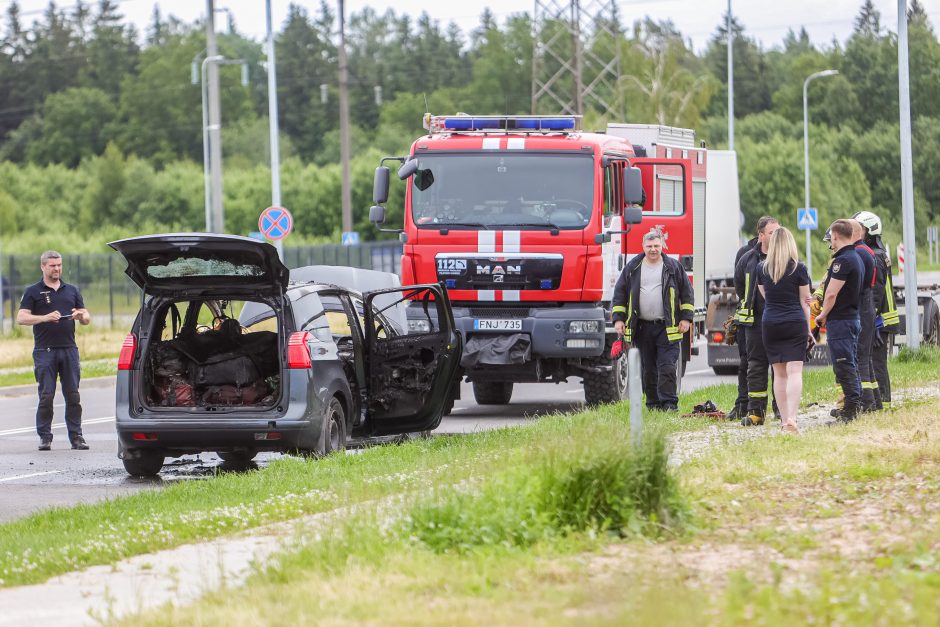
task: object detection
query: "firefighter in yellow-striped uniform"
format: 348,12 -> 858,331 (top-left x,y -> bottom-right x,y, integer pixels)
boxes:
611,229 -> 694,412
853,211 -> 899,409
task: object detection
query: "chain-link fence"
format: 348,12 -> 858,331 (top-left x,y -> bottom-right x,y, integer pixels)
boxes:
0,242 -> 402,332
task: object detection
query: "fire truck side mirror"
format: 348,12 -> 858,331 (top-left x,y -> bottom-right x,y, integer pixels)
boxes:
369,205 -> 387,225
624,167 -> 644,206
624,206 -> 643,225
398,159 -> 418,180
373,166 -> 391,204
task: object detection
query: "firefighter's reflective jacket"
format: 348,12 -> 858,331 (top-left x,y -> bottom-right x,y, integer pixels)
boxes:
872,241 -> 900,332
611,253 -> 694,343
733,242 -> 766,327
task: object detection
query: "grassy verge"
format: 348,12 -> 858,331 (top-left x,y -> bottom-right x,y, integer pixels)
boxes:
120,372 -> 940,626
1,349 -> 937,596
0,326 -> 125,386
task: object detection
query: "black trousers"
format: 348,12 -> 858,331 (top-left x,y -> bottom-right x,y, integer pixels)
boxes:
34,346 -> 83,441
744,324 -> 770,417
872,329 -> 892,408
858,294 -> 877,409
634,320 -> 680,409
735,327 -> 749,410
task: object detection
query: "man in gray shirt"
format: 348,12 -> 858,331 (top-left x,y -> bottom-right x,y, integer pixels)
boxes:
611,230 -> 694,411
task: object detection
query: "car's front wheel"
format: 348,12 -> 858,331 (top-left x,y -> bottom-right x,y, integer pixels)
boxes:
122,451 -> 164,477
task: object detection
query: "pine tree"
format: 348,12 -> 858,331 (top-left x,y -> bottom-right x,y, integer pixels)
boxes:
853,0 -> 881,38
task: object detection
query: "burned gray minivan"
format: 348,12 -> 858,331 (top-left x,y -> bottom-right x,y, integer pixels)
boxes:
110,234 -> 461,476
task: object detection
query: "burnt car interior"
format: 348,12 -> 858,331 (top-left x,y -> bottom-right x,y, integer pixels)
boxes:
363,286 -> 458,434
145,298 -> 281,409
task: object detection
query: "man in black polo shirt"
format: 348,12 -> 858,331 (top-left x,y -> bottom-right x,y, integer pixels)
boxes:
815,220 -> 864,422
16,251 -> 91,450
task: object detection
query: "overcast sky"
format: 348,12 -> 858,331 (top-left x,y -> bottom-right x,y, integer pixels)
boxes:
9,0 -> 940,52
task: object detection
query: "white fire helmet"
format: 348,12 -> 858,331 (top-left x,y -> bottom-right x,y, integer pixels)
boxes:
852,210 -> 882,236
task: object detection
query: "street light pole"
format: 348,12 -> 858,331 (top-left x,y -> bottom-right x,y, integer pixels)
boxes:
265,0 -> 284,258
803,69 -> 838,278
727,0 -> 734,151
201,55 -> 223,232
898,0 -> 919,350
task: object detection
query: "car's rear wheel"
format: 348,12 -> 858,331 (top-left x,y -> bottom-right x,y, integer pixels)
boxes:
712,365 -> 739,376
318,396 -> 347,456
472,381 -> 514,405
122,451 -> 164,477
217,450 -> 257,464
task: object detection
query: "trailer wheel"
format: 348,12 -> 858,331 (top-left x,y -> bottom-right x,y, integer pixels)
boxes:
925,308 -> 940,347
583,335 -> 629,405
472,381 -> 514,405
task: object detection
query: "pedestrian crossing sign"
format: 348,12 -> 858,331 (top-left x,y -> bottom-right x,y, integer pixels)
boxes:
797,207 -> 818,231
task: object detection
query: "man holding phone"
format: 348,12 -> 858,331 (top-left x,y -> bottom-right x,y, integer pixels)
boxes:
17,250 -> 92,450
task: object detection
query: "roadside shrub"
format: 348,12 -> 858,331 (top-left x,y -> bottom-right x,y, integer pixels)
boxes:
407,426 -> 685,553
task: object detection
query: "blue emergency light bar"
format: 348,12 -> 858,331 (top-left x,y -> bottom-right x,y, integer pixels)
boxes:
424,114 -> 580,134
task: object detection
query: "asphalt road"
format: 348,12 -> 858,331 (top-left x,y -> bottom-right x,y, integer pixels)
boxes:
0,344 -> 732,523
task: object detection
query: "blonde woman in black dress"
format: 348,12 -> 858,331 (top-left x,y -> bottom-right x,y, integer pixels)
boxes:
757,227 -> 813,433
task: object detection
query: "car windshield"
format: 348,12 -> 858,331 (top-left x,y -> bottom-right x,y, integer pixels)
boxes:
410,153 -> 594,229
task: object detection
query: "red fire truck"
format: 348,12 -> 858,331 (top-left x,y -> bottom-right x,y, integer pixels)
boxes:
370,114 -> 709,407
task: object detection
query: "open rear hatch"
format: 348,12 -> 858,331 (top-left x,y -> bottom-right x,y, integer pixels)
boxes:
108,233 -> 289,297
109,234 -> 290,411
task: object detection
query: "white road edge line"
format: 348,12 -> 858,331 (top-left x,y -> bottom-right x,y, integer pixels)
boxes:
0,470 -> 62,483
0,416 -> 115,437
685,368 -> 715,376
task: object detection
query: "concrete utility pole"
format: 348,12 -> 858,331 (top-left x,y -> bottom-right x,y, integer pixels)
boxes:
266,0 -> 284,258
338,0 -> 353,236
803,69 -> 838,279
206,0 -> 225,233
727,0 -> 734,151
898,0 -> 920,349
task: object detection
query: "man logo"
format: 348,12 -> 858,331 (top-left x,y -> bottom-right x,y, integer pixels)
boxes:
832,262 -> 842,274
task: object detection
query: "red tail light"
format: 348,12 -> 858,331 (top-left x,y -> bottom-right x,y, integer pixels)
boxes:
711,331 -> 725,344
287,331 -> 312,369
118,333 -> 137,370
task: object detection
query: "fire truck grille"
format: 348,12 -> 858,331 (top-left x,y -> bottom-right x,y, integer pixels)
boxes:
468,307 -> 530,318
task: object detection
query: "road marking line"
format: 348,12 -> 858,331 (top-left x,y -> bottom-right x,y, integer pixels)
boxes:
566,389 -> 583,394
686,368 -> 715,376
0,416 -> 115,437
450,407 -> 467,412
0,470 -> 62,483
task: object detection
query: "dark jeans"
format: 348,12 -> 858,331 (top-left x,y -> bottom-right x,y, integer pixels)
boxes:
34,346 -> 83,441
634,320 -> 680,409
827,318 -> 862,409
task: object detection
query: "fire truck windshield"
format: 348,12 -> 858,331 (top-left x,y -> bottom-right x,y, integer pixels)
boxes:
410,153 -> 594,229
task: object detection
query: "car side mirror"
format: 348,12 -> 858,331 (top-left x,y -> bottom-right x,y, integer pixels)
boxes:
369,205 -> 386,225
624,167 -> 644,206
373,166 -> 390,204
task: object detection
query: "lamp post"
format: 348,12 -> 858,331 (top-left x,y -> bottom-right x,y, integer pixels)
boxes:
200,55 -> 248,232
803,69 -> 838,278
727,0 -> 734,151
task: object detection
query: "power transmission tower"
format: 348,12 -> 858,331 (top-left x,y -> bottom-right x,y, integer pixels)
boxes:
531,0 -> 622,117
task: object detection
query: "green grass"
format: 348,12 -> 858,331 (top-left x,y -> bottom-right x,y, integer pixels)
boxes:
119,401 -> 940,626
0,357 -> 117,387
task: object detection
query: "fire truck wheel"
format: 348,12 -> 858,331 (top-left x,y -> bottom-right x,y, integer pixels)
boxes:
583,336 -> 628,405
472,381 -> 514,405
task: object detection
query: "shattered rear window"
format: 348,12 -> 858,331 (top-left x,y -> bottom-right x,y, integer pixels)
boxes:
146,257 -> 264,279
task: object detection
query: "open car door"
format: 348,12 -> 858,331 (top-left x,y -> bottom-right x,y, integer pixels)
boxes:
362,284 -> 462,435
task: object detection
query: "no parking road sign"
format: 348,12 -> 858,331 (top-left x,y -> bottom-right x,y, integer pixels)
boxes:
259,206 -> 293,241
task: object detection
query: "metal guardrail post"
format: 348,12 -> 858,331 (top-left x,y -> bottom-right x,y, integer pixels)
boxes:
628,347 -> 643,445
